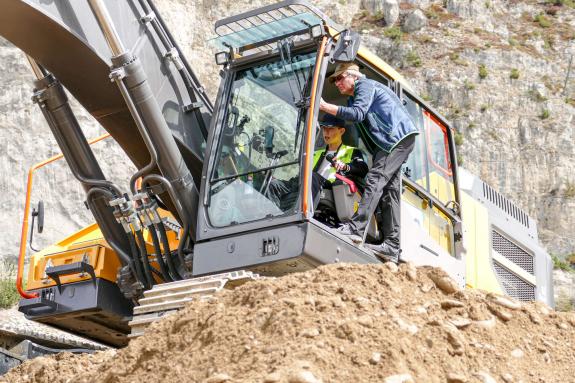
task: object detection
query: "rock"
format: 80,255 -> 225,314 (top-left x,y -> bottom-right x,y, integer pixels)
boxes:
446,372 -> 467,383
385,261 -> 399,273
528,311 -> 541,325
473,315 -> 497,330
405,262 -> 417,281
205,373 -> 232,383
487,304 -> 513,322
501,373 -> 514,383
487,294 -> 522,310
369,352 -> 382,365
474,372 -> 497,383
393,316 -> 419,334
288,371 -> 321,383
300,328 -> 320,338
441,299 -> 465,309
362,0 -> 399,25
427,270 -> 459,294
357,315 -> 375,328
384,374 -> 414,383
446,328 -> 465,356
557,322 -> 569,330
511,348 -> 524,358
402,10 -> 427,33
264,373 -> 282,383
448,316 -> 472,329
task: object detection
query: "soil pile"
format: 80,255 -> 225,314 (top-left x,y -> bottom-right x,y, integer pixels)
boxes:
3,263 -> 575,383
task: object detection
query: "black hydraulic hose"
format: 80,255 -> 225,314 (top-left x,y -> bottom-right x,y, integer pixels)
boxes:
85,187 -> 132,266
157,222 -> 182,280
127,231 -> 148,289
135,229 -> 155,288
148,225 -> 172,281
143,0 -> 213,112
136,0 -> 209,139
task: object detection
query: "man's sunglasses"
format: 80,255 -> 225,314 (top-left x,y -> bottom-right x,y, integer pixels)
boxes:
330,72 -> 349,83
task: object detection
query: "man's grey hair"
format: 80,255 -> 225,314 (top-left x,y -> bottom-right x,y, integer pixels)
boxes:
345,69 -> 365,80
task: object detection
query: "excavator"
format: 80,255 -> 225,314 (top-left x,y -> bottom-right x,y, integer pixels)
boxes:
0,0 -> 554,369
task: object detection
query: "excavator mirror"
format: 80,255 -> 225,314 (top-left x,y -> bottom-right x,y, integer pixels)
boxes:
29,201 -> 44,252
331,30 -> 360,63
34,200 -> 44,234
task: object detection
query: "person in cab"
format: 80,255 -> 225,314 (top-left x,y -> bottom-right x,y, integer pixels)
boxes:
319,63 -> 418,263
267,115 -> 367,220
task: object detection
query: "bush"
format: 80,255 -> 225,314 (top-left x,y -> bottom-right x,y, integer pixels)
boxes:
454,131 -> 464,146
0,279 -> 19,309
406,50 -> 422,67
510,68 -> 520,79
478,64 -> 488,79
384,27 -> 403,41
540,109 -> 550,119
534,13 -> 552,28
552,254 -> 573,271
464,79 -> 475,90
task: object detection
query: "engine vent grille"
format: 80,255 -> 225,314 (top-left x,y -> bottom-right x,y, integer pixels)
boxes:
482,183 -> 529,228
493,261 -> 535,301
492,230 -> 534,275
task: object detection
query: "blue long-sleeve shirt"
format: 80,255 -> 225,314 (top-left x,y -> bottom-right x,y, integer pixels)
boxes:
336,78 -> 418,153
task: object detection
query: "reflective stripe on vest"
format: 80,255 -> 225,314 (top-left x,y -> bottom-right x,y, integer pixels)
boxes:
313,144 -> 358,183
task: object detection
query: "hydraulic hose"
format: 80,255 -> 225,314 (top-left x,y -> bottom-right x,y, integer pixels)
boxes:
148,225 -> 172,282
177,221 -> 191,275
135,229 -> 155,288
85,187 -> 132,266
157,222 -> 182,280
127,231 -> 148,290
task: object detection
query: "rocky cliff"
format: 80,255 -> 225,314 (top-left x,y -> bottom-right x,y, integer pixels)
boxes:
0,1 -> 573,263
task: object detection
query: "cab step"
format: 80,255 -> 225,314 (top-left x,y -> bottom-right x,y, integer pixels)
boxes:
128,270 -> 259,338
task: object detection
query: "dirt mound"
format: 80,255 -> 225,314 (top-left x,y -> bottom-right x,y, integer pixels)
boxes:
3,263 -> 575,383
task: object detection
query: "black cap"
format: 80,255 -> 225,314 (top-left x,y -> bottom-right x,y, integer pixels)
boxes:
319,114 -> 347,128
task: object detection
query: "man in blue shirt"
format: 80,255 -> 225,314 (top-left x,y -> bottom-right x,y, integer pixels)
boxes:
319,63 -> 419,263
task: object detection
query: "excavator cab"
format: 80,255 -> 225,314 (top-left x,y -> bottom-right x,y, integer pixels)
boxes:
192,1 -> 464,281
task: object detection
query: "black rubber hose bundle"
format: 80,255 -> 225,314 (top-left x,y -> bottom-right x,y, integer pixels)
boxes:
157,223 -> 182,280
135,229 -> 155,288
127,233 -> 148,289
148,225 -> 172,282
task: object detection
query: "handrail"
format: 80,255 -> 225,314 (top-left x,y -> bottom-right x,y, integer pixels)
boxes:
17,133 -> 111,299
302,36 -> 327,216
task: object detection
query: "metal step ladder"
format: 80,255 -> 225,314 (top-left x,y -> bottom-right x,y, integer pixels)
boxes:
128,270 -> 259,338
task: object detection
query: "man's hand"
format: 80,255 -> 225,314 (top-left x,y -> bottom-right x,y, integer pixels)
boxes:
319,98 -> 339,116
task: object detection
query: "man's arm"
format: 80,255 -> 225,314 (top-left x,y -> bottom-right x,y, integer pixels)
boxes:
334,80 -> 376,122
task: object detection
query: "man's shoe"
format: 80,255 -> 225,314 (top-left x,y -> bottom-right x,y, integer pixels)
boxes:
336,224 -> 362,243
364,243 -> 400,263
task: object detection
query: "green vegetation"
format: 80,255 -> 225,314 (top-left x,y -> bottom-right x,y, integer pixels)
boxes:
480,104 -> 489,112
456,153 -> 464,165
534,13 -> 552,28
406,50 -> 422,67
552,254 -> 574,272
421,93 -> 432,102
508,38 -> 519,46
450,52 -> 468,66
510,68 -> 520,80
555,291 -> 574,312
540,109 -> 551,119
478,64 -> 488,79
384,27 -> 403,41
564,182 -> 575,198
454,131 -> 464,146
546,0 -> 575,7
528,89 -> 548,102
468,122 -> 476,129
0,260 -> 19,309
0,279 -> 19,309
464,79 -> 475,90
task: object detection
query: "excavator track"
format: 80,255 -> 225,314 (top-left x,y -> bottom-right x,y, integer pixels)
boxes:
129,270 -> 259,338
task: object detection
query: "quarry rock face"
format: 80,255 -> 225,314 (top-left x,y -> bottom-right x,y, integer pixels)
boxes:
0,1 -> 573,274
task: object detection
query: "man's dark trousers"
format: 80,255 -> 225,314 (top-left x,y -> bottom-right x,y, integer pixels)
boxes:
348,135 -> 415,249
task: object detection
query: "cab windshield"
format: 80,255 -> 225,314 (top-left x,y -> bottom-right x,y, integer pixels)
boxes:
208,51 -> 317,227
